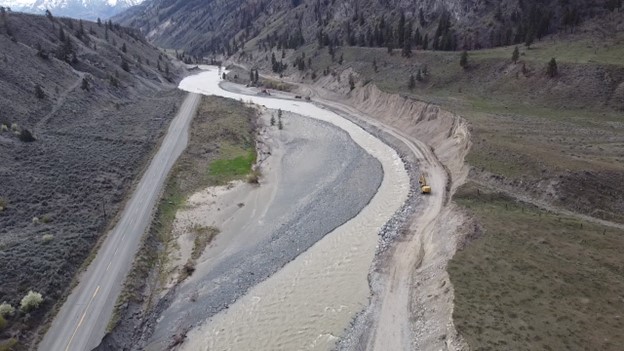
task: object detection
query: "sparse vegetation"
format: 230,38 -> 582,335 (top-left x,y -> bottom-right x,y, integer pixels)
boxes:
20,291 -> 43,312
41,234 -> 55,243
449,183 -> 624,350
190,225 -> 219,261
246,169 -> 261,184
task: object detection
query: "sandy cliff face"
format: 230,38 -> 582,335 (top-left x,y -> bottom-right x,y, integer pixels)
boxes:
346,83 -> 471,188
307,71 -> 471,190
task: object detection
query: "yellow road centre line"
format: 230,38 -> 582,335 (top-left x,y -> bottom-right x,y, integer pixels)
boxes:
64,285 -> 100,351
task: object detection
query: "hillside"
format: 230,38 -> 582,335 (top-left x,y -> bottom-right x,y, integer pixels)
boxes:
0,11 -> 183,349
116,0 -> 622,57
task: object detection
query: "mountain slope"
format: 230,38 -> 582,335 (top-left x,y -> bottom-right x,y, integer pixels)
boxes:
0,11 -> 183,348
1,0 -> 143,20
115,0 -> 621,56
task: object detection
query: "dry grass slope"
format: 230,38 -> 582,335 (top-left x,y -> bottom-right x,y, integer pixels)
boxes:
449,183 -> 624,351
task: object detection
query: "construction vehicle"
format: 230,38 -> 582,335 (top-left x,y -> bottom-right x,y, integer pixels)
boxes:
419,174 -> 431,194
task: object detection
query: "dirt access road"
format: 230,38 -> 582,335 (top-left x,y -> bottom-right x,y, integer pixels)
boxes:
306,94 -> 450,350
38,93 -> 201,351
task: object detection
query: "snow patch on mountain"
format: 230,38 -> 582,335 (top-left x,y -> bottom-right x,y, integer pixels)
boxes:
0,0 -> 144,20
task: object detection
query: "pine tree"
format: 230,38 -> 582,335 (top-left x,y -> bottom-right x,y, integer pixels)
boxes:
402,21 -> 412,57
121,59 -> 130,72
270,114 -> 276,126
460,50 -> 468,69
34,84 -> 45,99
416,69 -> 423,81
408,74 -> 415,90
419,8 -> 426,27
398,12 -> 406,47
81,77 -> 89,91
547,57 -> 558,77
512,46 -> 520,63
525,29 -> 535,49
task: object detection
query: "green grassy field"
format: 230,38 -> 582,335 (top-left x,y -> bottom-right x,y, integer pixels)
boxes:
209,147 -> 256,183
449,183 -> 624,351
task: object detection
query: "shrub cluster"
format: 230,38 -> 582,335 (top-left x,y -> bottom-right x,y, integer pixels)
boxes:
20,291 -> 43,312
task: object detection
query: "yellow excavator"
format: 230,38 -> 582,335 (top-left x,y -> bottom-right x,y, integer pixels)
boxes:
419,174 -> 431,194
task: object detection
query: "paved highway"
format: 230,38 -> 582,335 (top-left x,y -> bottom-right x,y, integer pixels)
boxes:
38,93 -> 201,351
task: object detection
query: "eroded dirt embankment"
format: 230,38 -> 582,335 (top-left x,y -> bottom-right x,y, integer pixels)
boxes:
294,73 -> 473,350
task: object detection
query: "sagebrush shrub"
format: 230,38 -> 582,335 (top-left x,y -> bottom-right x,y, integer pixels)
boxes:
20,291 -> 43,312
0,302 -> 14,317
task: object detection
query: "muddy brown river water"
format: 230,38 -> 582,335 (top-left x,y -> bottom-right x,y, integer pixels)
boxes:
172,67 -> 410,350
